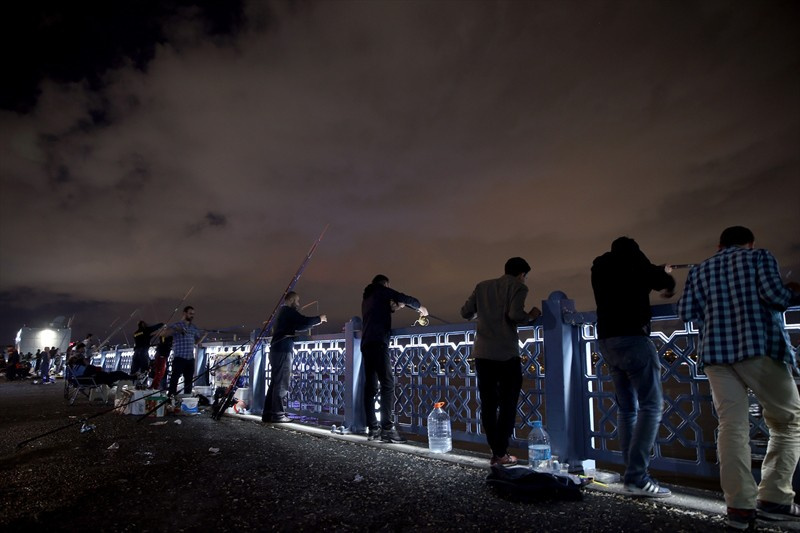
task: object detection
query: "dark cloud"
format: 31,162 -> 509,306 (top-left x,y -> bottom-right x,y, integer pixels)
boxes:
185,211 -> 228,236
1,0 -> 798,343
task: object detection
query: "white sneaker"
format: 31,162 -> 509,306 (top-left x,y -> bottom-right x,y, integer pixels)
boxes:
623,477 -> 672,498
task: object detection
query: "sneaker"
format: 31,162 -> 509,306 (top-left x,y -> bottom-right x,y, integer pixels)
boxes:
623,477 -> 672,498
367,427 -> 382,441
267,415 -> 291,423
380,427 -> 407,443
757,500 -> 800,521
726,508 -> 756,530
490,454 -> 518,467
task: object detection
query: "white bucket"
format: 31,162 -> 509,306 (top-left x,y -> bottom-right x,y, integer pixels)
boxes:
181,397 -> 199,413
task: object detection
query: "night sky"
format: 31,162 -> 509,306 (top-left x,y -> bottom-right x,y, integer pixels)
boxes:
2,1 -> 799,346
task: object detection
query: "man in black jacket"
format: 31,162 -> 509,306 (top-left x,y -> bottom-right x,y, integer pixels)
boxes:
361,275 -> 428,443
262,292 -> 327,423
591,236 -> 675,498
132,321 -> 164,382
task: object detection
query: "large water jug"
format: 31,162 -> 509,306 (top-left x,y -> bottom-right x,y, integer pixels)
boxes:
427,401 -> 452,453
528,420 -> 552,470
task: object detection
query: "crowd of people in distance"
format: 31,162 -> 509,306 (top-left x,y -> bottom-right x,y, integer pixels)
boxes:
2,345 -> 62,383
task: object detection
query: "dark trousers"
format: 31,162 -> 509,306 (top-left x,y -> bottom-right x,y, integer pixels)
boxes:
131,347 -> 150,375
362,341 -> 395,430
168,357 -> 195,395
83,366 -> 134,386
150,356 -> 168,390
475,357 -> 523,457
262,350 -> 293,420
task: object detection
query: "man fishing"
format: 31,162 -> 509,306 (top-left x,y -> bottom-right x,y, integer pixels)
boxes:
261,292 -> 327,423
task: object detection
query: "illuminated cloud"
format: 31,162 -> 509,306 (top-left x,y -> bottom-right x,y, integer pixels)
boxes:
1,1 -> 798,341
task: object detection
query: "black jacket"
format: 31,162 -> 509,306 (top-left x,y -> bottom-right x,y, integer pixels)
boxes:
591,246 -> 675,339
361,283 -> 420,345
270,306 -> 322,352
134,323 -> 164,349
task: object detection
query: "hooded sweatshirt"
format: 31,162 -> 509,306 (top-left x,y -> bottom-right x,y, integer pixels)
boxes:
361,283 -> 421,345
591,239 -> 675,339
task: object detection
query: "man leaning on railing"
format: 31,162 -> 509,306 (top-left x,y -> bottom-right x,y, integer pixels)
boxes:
678,225 -> 800,530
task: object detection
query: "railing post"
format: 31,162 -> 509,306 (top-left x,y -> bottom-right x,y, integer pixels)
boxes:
113,347 -> 122,371
344,317 -> 365,432
250,341 -> 267,416
195,347 -> 209,386
541,291 -> 586,467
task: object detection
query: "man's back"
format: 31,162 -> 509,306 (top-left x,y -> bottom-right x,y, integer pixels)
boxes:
361,283 -> 419,345
461,274 -> 530,361
591,242 -> 674,339
678,246 -> 794,364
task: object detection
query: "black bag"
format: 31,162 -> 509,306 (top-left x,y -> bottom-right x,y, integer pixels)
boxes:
486,465 -> 590,502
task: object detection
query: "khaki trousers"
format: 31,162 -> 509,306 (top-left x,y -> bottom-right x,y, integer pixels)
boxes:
705,356 -> 800,509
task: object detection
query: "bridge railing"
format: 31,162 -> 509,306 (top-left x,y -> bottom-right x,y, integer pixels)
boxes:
92,293 -> 799,484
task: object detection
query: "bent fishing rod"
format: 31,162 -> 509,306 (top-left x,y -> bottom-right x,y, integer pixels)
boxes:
147,286 -> 195,346
211,225 -> 329,420
16,384 -> 172,448
98,308 -> 140,349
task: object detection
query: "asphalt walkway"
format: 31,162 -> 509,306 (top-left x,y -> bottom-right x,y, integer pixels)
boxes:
1,380 -> 799,532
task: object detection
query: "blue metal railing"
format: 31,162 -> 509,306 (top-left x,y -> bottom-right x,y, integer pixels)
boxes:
91,293 -> 799,485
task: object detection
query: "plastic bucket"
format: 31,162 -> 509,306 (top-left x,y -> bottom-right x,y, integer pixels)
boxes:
181,397 -> 199,414
145,396 -> 167,417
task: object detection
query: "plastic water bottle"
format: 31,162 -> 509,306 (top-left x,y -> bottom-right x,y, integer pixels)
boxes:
427,401 -> 452,453
528,420 -> 552,470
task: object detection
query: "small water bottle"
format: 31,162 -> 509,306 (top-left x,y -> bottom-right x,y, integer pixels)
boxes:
427,401 -> 452,453
528,420 -> 552,470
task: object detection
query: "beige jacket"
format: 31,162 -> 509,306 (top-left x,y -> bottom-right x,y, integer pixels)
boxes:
460,274 -> 531,361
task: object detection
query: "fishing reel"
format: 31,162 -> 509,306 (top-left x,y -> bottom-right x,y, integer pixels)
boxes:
413,315 -> 430,327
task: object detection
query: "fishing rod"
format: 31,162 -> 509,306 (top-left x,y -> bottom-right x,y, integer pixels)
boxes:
17,383 -> 170,448
98,308 -> 139,349
96,316 -> 120,348
211,225 -> 329,420
136,343 -> 250,420
149,286 -> 195,345
300,300 -> 319,311
666,264 -> 696,271
412,313 -> 449,327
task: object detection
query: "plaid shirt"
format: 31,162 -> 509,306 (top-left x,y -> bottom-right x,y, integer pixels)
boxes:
677,246 -> 795,366
169,320 -> 203,360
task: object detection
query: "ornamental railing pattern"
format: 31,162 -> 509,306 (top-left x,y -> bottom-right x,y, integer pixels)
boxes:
92,294 -> 799,485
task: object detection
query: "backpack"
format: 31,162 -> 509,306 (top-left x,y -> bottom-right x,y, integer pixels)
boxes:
486,465 -> 591,502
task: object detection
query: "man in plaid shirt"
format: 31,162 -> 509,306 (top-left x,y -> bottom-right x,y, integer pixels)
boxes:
678,226 -> 800,528
164,306 -> 205,396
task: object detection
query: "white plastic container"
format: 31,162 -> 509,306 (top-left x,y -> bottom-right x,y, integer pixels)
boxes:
427,401 -> 452,453
181,397 -> 199,414
194,385 -> 213,397
528,420 -> 552,470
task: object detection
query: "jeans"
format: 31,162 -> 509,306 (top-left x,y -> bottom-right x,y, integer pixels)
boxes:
475,357 -> 523,458
362,341 -> 396,430
263,350 -> 293,420
598,336 -> 663,485
40,359 -> 51,382
168,357 -> 195,395
705,357 -> 800,508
